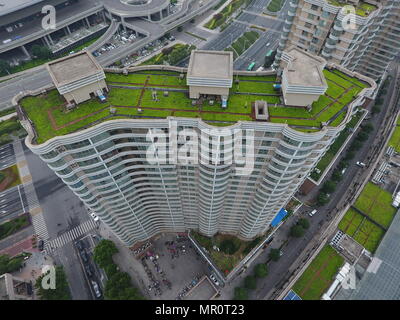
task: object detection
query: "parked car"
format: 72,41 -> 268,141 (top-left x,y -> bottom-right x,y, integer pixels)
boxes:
80,250 -> 88,263
356,161 -> 366,168
90,212 -> 99,222
91,281 -> 102,298
308,209 -> 317,217
85,264 -> 93,277
209,274 -> 220,286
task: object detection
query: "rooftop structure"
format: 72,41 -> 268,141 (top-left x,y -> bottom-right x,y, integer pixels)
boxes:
187,50 -> 233,99
274,0 -> 399,82
46,50 -> 107,104
0,273 -> 33,300
281,47 -> 328,107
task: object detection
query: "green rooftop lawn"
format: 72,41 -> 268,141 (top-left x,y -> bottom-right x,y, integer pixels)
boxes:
354,182 -> 397,229
293,245 -> 344,300
20,69 -> 368,144
331,69 -> 369,89
327,0 -> 377,16
388,126 -> 400,153
338,208 -> 385,253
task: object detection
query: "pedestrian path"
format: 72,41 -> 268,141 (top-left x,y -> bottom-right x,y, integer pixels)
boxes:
13,139 -> 50,240
45,219 -> 98,253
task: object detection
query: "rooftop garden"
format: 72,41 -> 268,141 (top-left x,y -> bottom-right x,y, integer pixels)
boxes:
292,245 -> 344,300
20,68 -> 368,144
338,208 -> 385,253
353,182 -> 396,229
327,0 -> 378,17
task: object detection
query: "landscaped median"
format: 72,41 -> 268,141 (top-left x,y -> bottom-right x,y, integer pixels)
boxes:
265,0 -> 285,13
225,31 -> 260,59
204,0 -> 252,30
139,44 -> 195,66
292,245 -> 344,300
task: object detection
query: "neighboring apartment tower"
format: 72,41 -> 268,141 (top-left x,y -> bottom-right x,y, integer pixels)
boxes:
274,0 -> 400,82
19,51 -> 374,247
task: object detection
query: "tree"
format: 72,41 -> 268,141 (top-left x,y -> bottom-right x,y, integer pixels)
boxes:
362,123 -> 374,133
35,266 -> 71,300
371,106 -> 381,114
350,140 -> 362,151
0,59 -> 10,75
321,180 -> 336,194
220,239 -> 239,255
356,131 -> 368,142
244,275 -> 257,290
298,218 -> 310,230
234,287 -> 248,300
254,263 -> 268,278
104,271 -> 143,300
0,254 -> 23,274
290,225 -> 305,238
344,151 -> 355,160
177,26 -> 183,32
190,18 -> 195,23
269,248 -> 281,262
93,239 -> 118,269
162,47 -> 173,55
331,169 -> 342,182
317,192 -> 329,206
31,45 -> 52,60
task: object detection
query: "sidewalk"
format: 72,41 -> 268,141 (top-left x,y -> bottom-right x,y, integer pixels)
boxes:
98,224 -> 152,299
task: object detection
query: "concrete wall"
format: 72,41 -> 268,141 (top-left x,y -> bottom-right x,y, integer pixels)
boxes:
283,92 -> 321,107
189,86 -> 229,99
63,80 -> 108,104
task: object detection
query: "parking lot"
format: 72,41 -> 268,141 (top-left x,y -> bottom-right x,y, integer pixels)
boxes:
139,234 -> 214,300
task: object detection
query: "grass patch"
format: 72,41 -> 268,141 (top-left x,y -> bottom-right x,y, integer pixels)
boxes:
266,0 -> 285,12
0,215 -> 30,241
354,182 -> 396,229
338,208 -> 385,253
0,165 -> 22,192
388,126 -> 400,153
292,245 -> 344,300
140,44 -> 195,66
205,0 -> 251,30
226,31 -> 260,57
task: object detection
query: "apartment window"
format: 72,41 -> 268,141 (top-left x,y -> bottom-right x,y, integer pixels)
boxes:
311,4 -> 319,11
302,30 -> 309,37
304,22 -> 312,29
311,37 -> 319,44
307,13 -> 315,20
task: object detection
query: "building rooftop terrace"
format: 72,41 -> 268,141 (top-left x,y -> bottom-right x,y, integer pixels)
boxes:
19,69 -> 370,144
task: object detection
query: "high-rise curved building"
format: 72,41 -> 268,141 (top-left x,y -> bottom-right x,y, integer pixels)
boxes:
18,50 -> 375,247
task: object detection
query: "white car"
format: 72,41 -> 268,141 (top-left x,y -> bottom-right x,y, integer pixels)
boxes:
209,274 -> 220,286
356,161 -> 366,168
90,212 -> 99,222
308,209 -> 317,217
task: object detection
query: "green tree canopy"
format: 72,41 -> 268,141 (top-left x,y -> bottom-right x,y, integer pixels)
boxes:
317,192 -> 329,206
298,218 -> 310,230
35,266 -> 71,300
93,239 -> 118,269
254,263 -> 268,278
269,248 -> 281,262
104,271 -> 143,300
0,254 -> 23,274
220,239 -> 240,255
0,59 -> 10,75
244,275 -> 257,290
234,287 -> 248,300
290,225 -> 305,238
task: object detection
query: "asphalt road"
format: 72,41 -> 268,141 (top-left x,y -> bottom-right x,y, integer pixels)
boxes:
22,143 -> 94,299
0,185 -> 28,224
0,143 -> 16,169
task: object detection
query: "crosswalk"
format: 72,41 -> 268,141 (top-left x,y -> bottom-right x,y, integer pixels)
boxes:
31,211 -> 49,240
45,219 -> 98,253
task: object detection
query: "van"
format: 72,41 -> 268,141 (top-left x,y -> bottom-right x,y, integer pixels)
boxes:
309,209 -> 317,217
